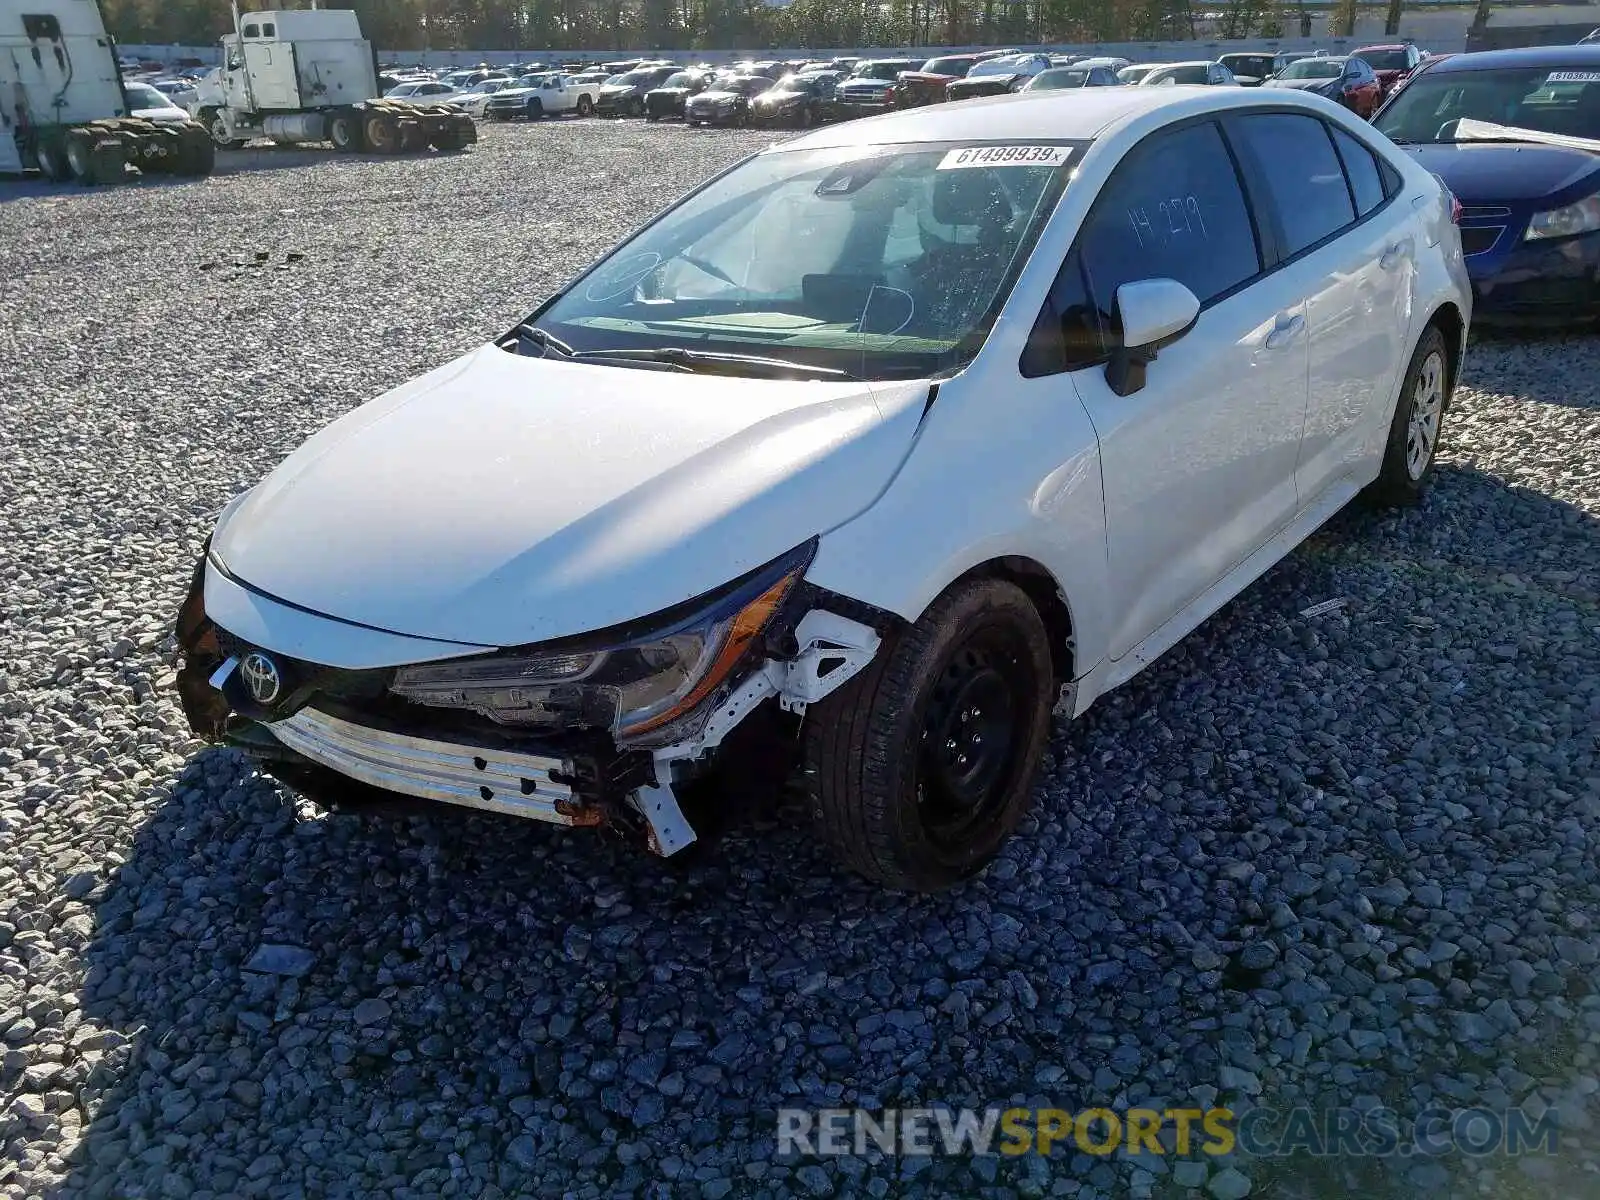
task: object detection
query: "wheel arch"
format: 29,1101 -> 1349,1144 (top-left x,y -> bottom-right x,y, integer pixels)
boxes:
944,556 -> 1077,687
1424,300 -> 1466,398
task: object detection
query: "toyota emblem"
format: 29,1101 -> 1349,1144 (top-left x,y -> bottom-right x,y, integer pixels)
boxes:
240,651 -> 282,706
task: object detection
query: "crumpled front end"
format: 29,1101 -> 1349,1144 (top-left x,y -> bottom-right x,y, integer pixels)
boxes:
173,544 -> 889,857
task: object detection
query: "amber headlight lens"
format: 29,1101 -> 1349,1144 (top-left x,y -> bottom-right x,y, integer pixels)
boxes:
390,541 -> 814,742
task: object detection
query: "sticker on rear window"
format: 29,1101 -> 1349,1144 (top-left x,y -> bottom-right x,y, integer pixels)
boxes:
1545,70 -> 1600,83
938,144 -> 1070,170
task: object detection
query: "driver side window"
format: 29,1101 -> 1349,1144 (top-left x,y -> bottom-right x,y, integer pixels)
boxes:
1022,120 -> 1261,377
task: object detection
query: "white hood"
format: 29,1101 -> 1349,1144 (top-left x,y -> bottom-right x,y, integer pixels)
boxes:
213,345 -> 930,647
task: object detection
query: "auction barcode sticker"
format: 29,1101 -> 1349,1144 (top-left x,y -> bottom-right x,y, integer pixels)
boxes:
938,145 -> 1071,170
1546,70 -> 1600,83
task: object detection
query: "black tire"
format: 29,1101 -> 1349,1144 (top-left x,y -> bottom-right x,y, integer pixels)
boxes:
1367,324 -> 1451,508
34,136 -> 70,182
399,120 -> 428,152
64,130 -> 99,184
329,110 -> 361,152
627,96 -> 644,117
176,125 -> 216,176
429,127 -> 464,151
646,110 -> 659,122
576,95 -> 594,117
203,110 -> 246,150
364,114 -> 402,154
803,579 -> 1054,891
525,97 -> 544,120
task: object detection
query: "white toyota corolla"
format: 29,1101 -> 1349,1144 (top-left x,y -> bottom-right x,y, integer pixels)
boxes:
175,86 -> 1470,891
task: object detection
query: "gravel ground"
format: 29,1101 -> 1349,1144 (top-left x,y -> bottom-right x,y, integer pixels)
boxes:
1,119 -> 1598,1200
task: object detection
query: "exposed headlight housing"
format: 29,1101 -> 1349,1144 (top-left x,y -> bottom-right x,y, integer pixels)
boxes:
1524,194 -> 1600,241
389,540 -> 815,745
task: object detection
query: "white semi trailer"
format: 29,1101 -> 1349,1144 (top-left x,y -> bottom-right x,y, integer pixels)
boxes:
1,0 -> 213,183
195,7 -> 476,154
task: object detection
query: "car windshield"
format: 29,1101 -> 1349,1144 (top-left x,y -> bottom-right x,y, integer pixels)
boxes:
663,72 -> 695,87
1356,48 -> 1410,71
1373,66 -> 1600,144
1151,64 -> 1208,84
854,63 -> 904,81
968,58 -> 1024,78
1031,69 -> 1089,89
534,141 -> 1080,381
126,83 -> 170,106
923,56 -> 975,75
611,71 -> 650,86
1223,55 -> 1275,75
1118,65 -> 1154,82
1279,59 -> 1344,79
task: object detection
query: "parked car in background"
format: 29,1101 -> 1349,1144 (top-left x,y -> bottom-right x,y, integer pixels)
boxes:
175,87 -> 1469,891
384,80 -> 462,105
645,70 -> 713,120
1118,63 -> 1160,84
1048,54 -> 1085,68
441,68 -> 504,91
1079,56 -> 1132,74
1264,55 -> 1382,117
452,78 -> 513,118
1217,52 -> 1279,86
895,54 -> 980,107
750,72 -> 838,127
1353,42 -> 1429,96
684,74 -> 772,126
123,81 -> 194,124
833,58 -> 924,115
1023,64 -> 1121,91
486,73 -> 599,120
946,52 -> 1052,99
151,78 -> 200,109
1372,44 -> 1600,325
1141,61 -> 1238,86
597,66 -> 678,117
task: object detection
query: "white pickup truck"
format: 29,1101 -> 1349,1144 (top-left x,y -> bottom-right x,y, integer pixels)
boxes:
483,72 -> 599,120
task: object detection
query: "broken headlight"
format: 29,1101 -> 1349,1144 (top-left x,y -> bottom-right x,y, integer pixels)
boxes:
389,540 -> 814,742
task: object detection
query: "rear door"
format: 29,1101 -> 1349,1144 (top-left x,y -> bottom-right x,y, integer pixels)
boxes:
1226,112 -> 1413,505
1020,118 -> 1312,661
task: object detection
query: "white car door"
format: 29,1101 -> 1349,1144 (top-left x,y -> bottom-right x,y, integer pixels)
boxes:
1019,118 -> 1310,662
1225,112 -> 1413,502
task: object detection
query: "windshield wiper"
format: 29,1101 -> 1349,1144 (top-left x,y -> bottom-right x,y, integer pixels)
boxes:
503,323 -> 576,358
571,346 -> 860,380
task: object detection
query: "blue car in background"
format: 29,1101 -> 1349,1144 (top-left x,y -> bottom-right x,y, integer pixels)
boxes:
1373,45 -> 1600,326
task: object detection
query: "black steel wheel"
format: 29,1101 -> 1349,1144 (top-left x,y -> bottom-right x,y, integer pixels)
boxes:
803,578 -> 1055,890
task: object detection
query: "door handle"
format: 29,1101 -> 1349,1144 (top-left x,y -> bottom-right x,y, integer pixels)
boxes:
1264,313 -> 1305,350
1380,240 -> 1409,271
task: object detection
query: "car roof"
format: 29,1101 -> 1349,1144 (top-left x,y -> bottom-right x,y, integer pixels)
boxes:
1419,44 -> 1600,72
1354,43 -> 1409,50
779,85 -> 1331,150
1155,60 -> 1217,69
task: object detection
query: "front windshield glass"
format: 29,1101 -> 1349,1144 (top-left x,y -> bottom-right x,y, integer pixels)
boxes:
612,71 -> 649,86
1356,48 -> 1409,71
1373,66 -> 1600,143
968,58 -> 1022,78
924,56 -> 975,75
663,72 -> 694,87
1152,64 -> 1208,84
1280,59 -> 1343,79
535,142 -> 1080,381
1032,69 -> 1088,89
855,62 -> 904,80
1224,55 -> 1274,75
126,83 -> 168,106
1119,65 -> 1153,82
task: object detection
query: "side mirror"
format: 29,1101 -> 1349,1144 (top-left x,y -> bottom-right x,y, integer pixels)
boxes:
1105,278 -> 1200,396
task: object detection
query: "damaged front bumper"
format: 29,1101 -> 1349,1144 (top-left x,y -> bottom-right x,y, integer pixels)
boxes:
173,548 -> 885,857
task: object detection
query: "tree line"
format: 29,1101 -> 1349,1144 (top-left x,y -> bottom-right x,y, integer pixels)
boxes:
102,0 -> 1401,53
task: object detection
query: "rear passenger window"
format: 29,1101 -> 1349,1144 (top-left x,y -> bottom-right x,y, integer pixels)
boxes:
1330,125 -> 1386,216
262,22 -> 276,37
1232,113 -> 1356,255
